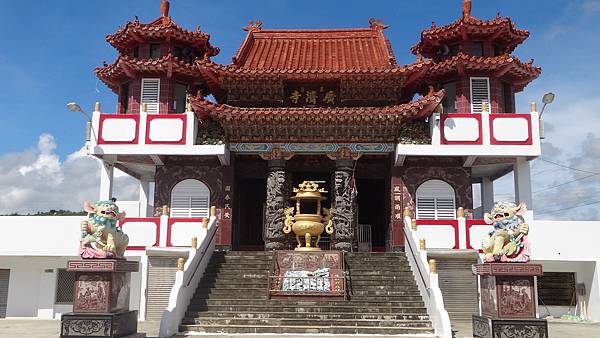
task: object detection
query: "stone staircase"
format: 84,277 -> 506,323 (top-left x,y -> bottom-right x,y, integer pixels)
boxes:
180,251 -> 435,335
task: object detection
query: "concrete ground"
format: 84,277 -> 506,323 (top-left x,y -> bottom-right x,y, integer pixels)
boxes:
1,319 -> 600,338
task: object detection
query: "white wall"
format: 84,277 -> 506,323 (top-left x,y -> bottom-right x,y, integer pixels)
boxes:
0,216 -> 81,256
533,260 -> 598,321
0,216 -> 146,319
530,221 -> 600,261
0,255 -> 144,319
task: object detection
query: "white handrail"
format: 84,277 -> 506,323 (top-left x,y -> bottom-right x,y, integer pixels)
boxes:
158,215 -> 218,337
403,215 -> 452,338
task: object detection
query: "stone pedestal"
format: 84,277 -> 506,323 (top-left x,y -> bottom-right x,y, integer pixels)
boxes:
60,259 -> 145,338
472,263 -> 548,338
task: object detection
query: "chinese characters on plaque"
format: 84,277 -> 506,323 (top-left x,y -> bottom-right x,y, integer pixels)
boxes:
285,83 -> 339,107
393,185 -> 403,220
223,185 -> 232,220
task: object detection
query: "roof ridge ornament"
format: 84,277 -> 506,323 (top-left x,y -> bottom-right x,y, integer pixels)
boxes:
160,0 -> 170,18
462,0 -> 472,17
369,18 -> 389,31
243,20 -> 263,32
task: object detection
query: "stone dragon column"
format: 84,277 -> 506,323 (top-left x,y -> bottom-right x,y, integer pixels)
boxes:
328,148 -> 361,251
260,148 -> 294,250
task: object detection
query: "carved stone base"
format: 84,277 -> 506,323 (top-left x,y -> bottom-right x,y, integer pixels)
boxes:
472,315 -> 548,338
67,260 -> 139,313
473,263 -> 542,319
61,311 -> 138,338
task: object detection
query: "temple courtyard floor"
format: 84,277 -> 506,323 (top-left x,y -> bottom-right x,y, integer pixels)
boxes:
1,318 -> 600,338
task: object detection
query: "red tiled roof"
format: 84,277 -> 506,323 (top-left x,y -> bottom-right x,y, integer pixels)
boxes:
231,24 -> 397,72
197,57 -> 431,77
106,16 -> 219,57
188,90 -> 444,142
190,90 -> 444,142
95,54 -> 202,91
412,15 -> 529,57
427,53 -> 540,89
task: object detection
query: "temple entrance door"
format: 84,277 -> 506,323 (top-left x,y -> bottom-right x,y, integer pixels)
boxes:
356,178 -> 387,251
234,178 -> 266,250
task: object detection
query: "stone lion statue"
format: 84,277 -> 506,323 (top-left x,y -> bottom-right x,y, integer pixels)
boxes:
482,202 -> 530,263
79,198 -> 129,259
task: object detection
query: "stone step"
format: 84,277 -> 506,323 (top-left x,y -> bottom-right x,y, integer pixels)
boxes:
194,287 -> 265,294
349,270 -> 414,276
346,252 -> 406,256
179,324 -> 434,335
191,293 -> 422,302
186,311 -> 430,321
200,272 -> 270,279
351,290 -> 422,296
189,298 -> 425,308
204,267 -> 270,273
348,280 -> 417,286
182,316 -> 432,328
347,259 -> 408,262
348,295 -> 423,302
349,286 -> 420,293
196,281 -> 270,288
346,265 -> 412,273
187,304 -> 428,314
206,262 -> 271,270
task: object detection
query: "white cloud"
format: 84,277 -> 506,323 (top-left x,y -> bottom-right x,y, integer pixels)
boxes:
485,134 -> 600,221
581,0 -> 600,13
0,134 -> 138,214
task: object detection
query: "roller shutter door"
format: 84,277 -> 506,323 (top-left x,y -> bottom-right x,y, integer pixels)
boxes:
0,269 -> 10,318
145,257 -> 180,320
435,259 -> 479,322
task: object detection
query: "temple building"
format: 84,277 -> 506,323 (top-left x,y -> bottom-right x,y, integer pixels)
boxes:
94,0 -> 540,253
7,1 -> 600,337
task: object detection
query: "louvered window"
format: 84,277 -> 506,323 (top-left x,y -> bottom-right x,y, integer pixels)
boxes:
170,179 -> 210,218
416,180 -> 456,220
470,77 -> 490,113
55,269 -> 76,304
141,78 -> 160,114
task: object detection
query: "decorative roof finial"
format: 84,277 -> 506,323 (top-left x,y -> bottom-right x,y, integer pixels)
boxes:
243,20 -> 263,32
160,0 -> 170,17
369,18 -> 389,31
462,0 -> 472,17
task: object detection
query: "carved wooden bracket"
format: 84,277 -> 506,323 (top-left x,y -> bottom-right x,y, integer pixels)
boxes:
258,147 -> 294,161
326,146 -> 362,161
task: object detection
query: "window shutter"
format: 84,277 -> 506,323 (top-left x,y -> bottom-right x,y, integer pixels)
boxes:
435,198 -> 456,220
170,179 -> 210,218
141,78 -> 160,114
470,77 -> 490,113
416,197 -> 436,219
416,180 -> 457,220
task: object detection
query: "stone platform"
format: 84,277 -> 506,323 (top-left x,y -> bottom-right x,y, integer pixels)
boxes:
472,263 -> 548,338
60,259 -> 143,338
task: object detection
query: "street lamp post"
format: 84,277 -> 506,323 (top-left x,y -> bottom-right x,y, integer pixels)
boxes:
67,102 -> 98,153
537,92 -> 555,139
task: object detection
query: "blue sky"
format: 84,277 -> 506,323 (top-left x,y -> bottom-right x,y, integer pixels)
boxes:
0,0 -> 599,218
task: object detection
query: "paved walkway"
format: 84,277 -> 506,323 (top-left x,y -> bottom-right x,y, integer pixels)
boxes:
1,318 -> 600,337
